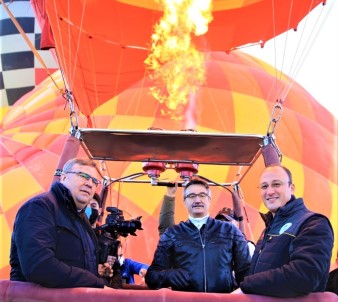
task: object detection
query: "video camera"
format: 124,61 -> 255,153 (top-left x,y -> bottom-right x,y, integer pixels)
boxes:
95,207 -> 143,264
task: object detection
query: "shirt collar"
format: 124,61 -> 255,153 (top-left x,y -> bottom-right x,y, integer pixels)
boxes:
189,214 -> 209,229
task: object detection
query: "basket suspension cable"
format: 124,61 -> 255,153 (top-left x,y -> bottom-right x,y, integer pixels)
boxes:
263,99 -> 284,162
51,91 -> 81,183
62,90 -> 79,136
266,99 -> 284,136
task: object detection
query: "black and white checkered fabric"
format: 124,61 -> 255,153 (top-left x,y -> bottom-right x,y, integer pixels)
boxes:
0,0 -> 58,107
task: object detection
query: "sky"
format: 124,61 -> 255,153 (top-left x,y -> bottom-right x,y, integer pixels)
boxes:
242,1 -> 338,119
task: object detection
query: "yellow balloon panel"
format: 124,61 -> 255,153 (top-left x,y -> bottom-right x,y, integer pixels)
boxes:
44,119 -> 70,133
233,93 -> 271,134
107,116 -> 157,130
0,214 -> 12,274
1,168 -> 43,212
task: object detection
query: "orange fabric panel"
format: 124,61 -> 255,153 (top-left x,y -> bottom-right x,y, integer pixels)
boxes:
31,0 -> 324,116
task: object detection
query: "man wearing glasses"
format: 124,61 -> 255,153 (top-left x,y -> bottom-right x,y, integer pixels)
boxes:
238,165 -> 334,297
10,158 -> 113,288
145,178 -> 251,293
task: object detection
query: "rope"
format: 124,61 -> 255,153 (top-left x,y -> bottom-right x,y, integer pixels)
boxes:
280,3 -> 329,100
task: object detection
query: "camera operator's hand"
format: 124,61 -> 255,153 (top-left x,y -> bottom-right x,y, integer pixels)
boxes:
98,262 -> 113,278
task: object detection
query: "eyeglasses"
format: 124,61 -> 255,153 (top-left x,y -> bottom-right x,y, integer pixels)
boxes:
66,171 -> 101,186
184,192 -> 210,200
259,181 -> 290,191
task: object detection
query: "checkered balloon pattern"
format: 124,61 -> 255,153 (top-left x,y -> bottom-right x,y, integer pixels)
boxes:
0,0 -> 57,107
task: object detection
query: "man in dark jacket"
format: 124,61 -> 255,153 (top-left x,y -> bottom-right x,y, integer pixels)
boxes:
10,158 -> 113,288
239,165 -> 334,297
146,178 -> 251,293
326,250 -> 338,295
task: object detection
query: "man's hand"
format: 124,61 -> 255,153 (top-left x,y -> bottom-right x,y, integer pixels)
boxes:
164,268 -> 191,290
98,262 -> 113,278
138,268 -> 147,285
106,255 -> 116,267
166,182 -> 178,197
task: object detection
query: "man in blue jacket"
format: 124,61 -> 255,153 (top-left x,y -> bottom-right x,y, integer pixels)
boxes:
10,158 -> 113,288
146,178 -> 251,293
239,165 -> 334,297
116,242 -> 149,284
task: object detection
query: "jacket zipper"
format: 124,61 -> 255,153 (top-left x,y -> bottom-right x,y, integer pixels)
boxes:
253,226 -> 271,273
199,227 -> 206,292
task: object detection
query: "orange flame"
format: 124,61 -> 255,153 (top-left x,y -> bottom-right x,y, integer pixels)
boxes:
145,0 -> 213,120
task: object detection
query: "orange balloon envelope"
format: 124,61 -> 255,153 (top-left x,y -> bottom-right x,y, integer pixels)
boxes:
31,0 -> 326,116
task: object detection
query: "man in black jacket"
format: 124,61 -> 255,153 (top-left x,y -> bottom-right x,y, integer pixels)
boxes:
239,165 -> 334,297
10,158 -> 113,288
326,250 -> 338,295
145,178 -> 251,293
